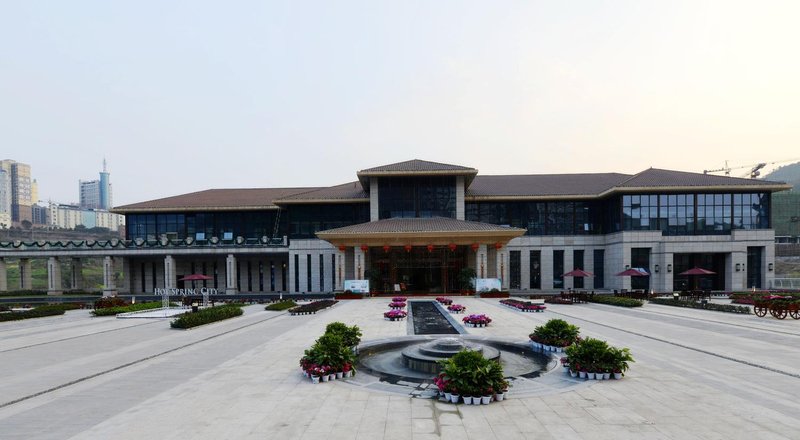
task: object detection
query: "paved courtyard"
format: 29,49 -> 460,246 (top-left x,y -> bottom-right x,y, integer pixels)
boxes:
1,297 -> 799,439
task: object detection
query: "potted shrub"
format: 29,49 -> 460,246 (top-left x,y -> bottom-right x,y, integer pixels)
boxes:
384,309 -> 407,320
611,347 -> 634,379
437,349 -> 507,405
447,304 -> 466,313
457,267 -> 476,294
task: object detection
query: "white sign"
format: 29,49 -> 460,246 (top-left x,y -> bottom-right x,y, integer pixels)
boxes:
154,287 -> 219,296
344,280 -> 370,294
475,278 -> 502,292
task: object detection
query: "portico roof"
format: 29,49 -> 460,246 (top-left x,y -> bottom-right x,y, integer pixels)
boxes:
356,159 -> 479,188
315,217 -> 525,246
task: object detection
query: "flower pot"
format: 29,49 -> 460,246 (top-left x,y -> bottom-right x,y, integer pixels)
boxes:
336,371 -> 344,379
311,375 -> 320,384
562,365 -> 570,373
321,375 -> 329,382
613,372 -> 623,380
444,392 -> 452,401
586,372 -> 596,380
463,396 -> 473,405
602,372 -> 611,380
481,396 -> 492,405
494,392 -> 505,402
579,371 -> 587,379
569,370 -> 578,378
450,394 -> 460,404
345,370 -> 353,378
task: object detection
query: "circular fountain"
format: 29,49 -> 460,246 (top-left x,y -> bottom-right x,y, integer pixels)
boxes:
401,337 -> 500,374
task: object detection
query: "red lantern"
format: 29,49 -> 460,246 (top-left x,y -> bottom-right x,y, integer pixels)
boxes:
426,244 -> 434,253
448,243 -> 457,252
383,245 -> 391,253
494,243 -> 503,250
404,245 -> 413,253
470,243 -> 479,252
360,244 -> 369,252
338,245 -> 346,252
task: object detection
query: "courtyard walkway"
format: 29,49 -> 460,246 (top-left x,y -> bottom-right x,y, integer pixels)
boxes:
1,297 -> 799,439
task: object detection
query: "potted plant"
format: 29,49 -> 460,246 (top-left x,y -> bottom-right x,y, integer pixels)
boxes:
457,267 -> 476,294
384,309 -> 407,320
447,304 -> 466,313
611,347 -> 634,379
388,301 -> 406,309
364,268 -> 383,295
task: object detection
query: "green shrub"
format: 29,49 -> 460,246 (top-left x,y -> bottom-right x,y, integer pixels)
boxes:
265,300 -> 297,311
649,298 -> 751,314
170,304 -> 243,329
92,301 -> 164,316
94,297 -> 128,309
0,290 -> 47,297
299,323 -> 359,375
324,322 -> 362,348
0,304 -> 67,322
565,337 -> 635,374
439,350 -> 507,396
588,295 -> 643,307
529,319 -> 580,347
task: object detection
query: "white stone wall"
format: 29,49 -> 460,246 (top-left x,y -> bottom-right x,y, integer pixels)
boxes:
289,240 -> 338,293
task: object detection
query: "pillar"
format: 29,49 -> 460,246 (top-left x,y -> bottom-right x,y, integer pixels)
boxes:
225,254 -> 237,295
70,258 -> 83,290
354,246 -> 365,280
47,257 -> 63,295
0,258 -> 7,292
164,255 -> 176,289
120,258 -> 132,294
476,245 -> 488,279
335,250 -> 344,290
102,256 -> 117,297
19,258 -> 32,291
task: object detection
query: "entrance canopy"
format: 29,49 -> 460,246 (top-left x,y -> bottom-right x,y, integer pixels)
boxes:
315,217 -> 526,247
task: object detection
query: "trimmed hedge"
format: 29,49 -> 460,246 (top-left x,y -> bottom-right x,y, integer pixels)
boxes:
94,297 -> 128,309
170,304 -> 243,329
0,290 -> 47,297
92,301 -> 164,316
588,295 -> 643,308
289,300 -> 338,315
649,298 -> 751,314
0,304 -> 69,322
265,300 -> 297,311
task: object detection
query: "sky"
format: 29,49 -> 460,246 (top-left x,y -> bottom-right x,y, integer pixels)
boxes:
2,1 -> 799,206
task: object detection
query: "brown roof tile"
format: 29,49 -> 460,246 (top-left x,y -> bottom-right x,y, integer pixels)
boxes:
114,188 -> 317,212
467,173 -> 631,198
316,217 -> 525,235
618,168 -> 788,189
359,159 -> 477,173
276,181 -> 368,203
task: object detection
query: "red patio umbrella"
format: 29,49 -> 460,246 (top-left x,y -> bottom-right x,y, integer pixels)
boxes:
615,268 -> 650,277
563,269 -> 594,277
678,267 -> 716,276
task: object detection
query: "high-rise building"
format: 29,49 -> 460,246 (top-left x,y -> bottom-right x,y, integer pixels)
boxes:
0,160 -> 33,224
79,160 -> 113,210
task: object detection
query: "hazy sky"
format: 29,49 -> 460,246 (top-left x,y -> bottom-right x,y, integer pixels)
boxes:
2,1 -> 799,206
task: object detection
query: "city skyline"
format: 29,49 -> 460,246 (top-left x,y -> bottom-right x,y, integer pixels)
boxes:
2,1 -> 799,206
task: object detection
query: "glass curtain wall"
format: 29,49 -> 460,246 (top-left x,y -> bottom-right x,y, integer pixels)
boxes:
593,249 -> 605,288
530,250 -> 541,289
509,250 -> 521,289
465,201 -> 601,235
553,250 -> 564,289
378,176 -> 456,219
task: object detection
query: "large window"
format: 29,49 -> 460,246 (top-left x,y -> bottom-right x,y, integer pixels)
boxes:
631,248 -> 650,291
573,250 -> 584,289
553,250 -> 564,289
530,251 -> 541,289
466,201 -> 600,235
288,203 -> 369,239
593,249 -> 605,289
379,176 -> 456,219
509,251 -> 521,290
126,211 -> 283,241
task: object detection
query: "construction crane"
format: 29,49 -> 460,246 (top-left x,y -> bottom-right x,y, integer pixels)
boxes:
703,158 -> 800,179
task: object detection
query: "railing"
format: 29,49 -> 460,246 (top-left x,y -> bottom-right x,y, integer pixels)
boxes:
770,278 -> 800,289
0,236 -> 288,250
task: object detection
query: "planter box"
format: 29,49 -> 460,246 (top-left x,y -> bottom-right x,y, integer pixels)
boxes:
480,291 -> 510,298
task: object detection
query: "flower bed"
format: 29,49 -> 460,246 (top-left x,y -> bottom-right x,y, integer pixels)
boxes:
170,304 -> 243,329
436,297 -> 453,305
479,290 -> 509,298
94,297 -> 128,309
529,318 -> 580,351
499,298 -> 546,312
92,301 -> 164,316
564,337 -> 634,380
289,299 -> 338,315
392,296 -> 407,302
447,304 -> 466,313
462,314 -> 492,327
649,298 -> 751,314
384,309 -> 407,320
265,300 -> 298,311
300,322 -> 360,383
544,297 -> 574,305
588,295 -> 643,307
335,291 -> 363,300
388,301 -> 407,309
434,350 -> 509,404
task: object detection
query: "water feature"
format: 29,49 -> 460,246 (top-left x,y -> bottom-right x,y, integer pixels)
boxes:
408,301 -> 459,334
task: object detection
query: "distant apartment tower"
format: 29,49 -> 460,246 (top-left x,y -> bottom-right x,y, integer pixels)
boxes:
0,159 -> 33,224
48,202 -> 125,232
79,160 -> 113,210
0,168 -> 9,228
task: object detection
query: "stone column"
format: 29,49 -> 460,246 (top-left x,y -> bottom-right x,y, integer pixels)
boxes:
369,178 -> 379,221
70,258 -> 83,290
354,246 -> 365,280
335,249 -> 344,290
477,245 -> 488,279
120,258 -> 132,294
19,258 -> 32,290
164,255 -> 176,289
0,258 -> 7,292
102,256 -> 117,297
47,257 -> 63,295
225,254 -> 237,295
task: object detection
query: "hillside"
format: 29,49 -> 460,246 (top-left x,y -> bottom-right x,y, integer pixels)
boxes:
764,162 -> 800,190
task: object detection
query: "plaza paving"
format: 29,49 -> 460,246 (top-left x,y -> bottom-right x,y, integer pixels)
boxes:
1,296 -> 799,440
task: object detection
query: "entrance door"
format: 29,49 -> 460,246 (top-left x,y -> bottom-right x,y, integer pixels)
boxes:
370,247 -> 466,294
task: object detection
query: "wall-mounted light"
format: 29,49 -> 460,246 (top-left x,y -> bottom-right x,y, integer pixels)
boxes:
735,263 -> 741,272
625,265 -> 630,270
654,264 -> 660,273
768,263 -> 774,271
667,264 -> 672,273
